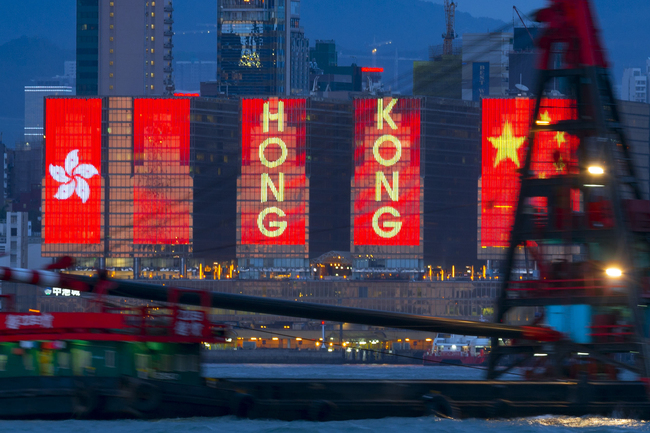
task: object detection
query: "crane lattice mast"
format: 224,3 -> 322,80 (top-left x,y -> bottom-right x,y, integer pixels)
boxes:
443,0 -> 457,55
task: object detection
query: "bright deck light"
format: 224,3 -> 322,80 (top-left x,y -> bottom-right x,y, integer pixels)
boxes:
588,166 -> 604,175
606,267 -> 622,278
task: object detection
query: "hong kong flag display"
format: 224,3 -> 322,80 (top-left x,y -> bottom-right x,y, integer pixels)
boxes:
481,98 -> 578,247
44,98 -> 102,244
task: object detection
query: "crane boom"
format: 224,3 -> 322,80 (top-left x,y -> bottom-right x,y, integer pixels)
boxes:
0,263 -> 561,342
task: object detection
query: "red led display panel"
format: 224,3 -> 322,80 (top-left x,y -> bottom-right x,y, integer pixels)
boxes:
44,98 -> 102,244
353,98 -> 421,246
481,98 -> 578,247
133,98 -> 191,245
240,98 -> 307,245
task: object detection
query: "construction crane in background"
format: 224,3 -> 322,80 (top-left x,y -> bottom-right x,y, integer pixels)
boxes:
369,36 -> 392,67
442,0 -> 457,55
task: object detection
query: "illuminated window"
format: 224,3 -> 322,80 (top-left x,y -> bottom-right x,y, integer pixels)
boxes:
151,36 -> 154,41
110,12 -> 114,17
150,73 -> 154,78
109,85 -> 114,90
110,1 -> 114,5
109,61 -> 114,66
150,85 -> 154,90
151,12 -> 154,17
110,48 -> 114,54
151,24 -> 155,29
152,1 -> 155,5
109,73 -> 114,78
150,49 -> 154,53
150,61 -> 154,66
110,36 -> 114,42
110,24 -> 114,29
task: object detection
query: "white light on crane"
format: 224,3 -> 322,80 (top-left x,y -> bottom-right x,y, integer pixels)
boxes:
606,267 -> 622,278
588,166 -> 605,175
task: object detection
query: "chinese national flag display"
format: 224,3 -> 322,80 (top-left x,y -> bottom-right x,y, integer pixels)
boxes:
481,98 -> 578,247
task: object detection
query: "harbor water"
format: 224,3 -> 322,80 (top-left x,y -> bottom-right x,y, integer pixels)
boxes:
1,364 -> 647,432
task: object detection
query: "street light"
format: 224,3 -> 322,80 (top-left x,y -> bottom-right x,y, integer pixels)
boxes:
605,267 -> 622,278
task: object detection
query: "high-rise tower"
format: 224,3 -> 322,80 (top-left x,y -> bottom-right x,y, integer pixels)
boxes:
76,0 -> 175,96
217,0 -> 309,96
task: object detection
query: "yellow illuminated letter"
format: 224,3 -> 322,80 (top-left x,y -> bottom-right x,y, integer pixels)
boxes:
259,137 -> 288,168
373,135 -> 402,166
263,101 -> 285,133
377,98 -> 398,130
372,206 -> 402,238
257,207 -> 287,237
261,173 -> 284,203
375,171 -> 399,202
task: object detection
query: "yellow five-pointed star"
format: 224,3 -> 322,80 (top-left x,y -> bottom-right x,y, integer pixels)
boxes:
539,111 -> 552,124
488,121 -> 527,168
555,131 -> 566,148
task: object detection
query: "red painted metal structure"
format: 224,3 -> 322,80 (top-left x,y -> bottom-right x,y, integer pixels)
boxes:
0,261 -> 562,343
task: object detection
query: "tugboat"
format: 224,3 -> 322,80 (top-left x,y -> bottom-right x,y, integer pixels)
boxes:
0,286 -> 230,419
422,334 -> 491,366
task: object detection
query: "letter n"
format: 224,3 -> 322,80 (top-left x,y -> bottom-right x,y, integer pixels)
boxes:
375,171 -> 399,201
261,173 -> 284,203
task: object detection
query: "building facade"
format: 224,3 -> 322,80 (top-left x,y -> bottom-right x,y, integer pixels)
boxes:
217,0 -> 309,96
76,0 -> 175,96
174,60 -> 217,92
24,85 -> 73,146
42,95 -> 484,278
622,68 -> 648,103
462,32 -> 513,101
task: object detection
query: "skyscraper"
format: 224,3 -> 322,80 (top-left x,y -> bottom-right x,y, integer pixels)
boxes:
76,0 -> 175,96
217,0 -> 309,96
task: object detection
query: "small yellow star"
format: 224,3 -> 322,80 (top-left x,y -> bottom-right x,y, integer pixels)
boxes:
555,131 -> 566,148
554,154 -> 566,172
539,111 -> 552,124
488,121 -> 527,168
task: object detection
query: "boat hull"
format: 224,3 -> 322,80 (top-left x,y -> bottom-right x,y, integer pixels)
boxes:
423,354 -> 488,366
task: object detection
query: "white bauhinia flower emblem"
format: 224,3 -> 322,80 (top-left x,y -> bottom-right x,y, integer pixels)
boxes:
49,150 -> 99,203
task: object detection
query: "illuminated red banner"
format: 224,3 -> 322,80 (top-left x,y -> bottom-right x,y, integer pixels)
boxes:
133,98 -> 191,245
481,98 -> 578,247
361,67 -> 384,73
353,98 -> 421,246
240,98 -> 307,245
44,98 -> 102,244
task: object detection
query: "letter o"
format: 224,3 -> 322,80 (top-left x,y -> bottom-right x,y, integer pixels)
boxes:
372,206 -> 402,238
373,135 -> 402,167
259,137 -> 288,168
257,207 -> 288,237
